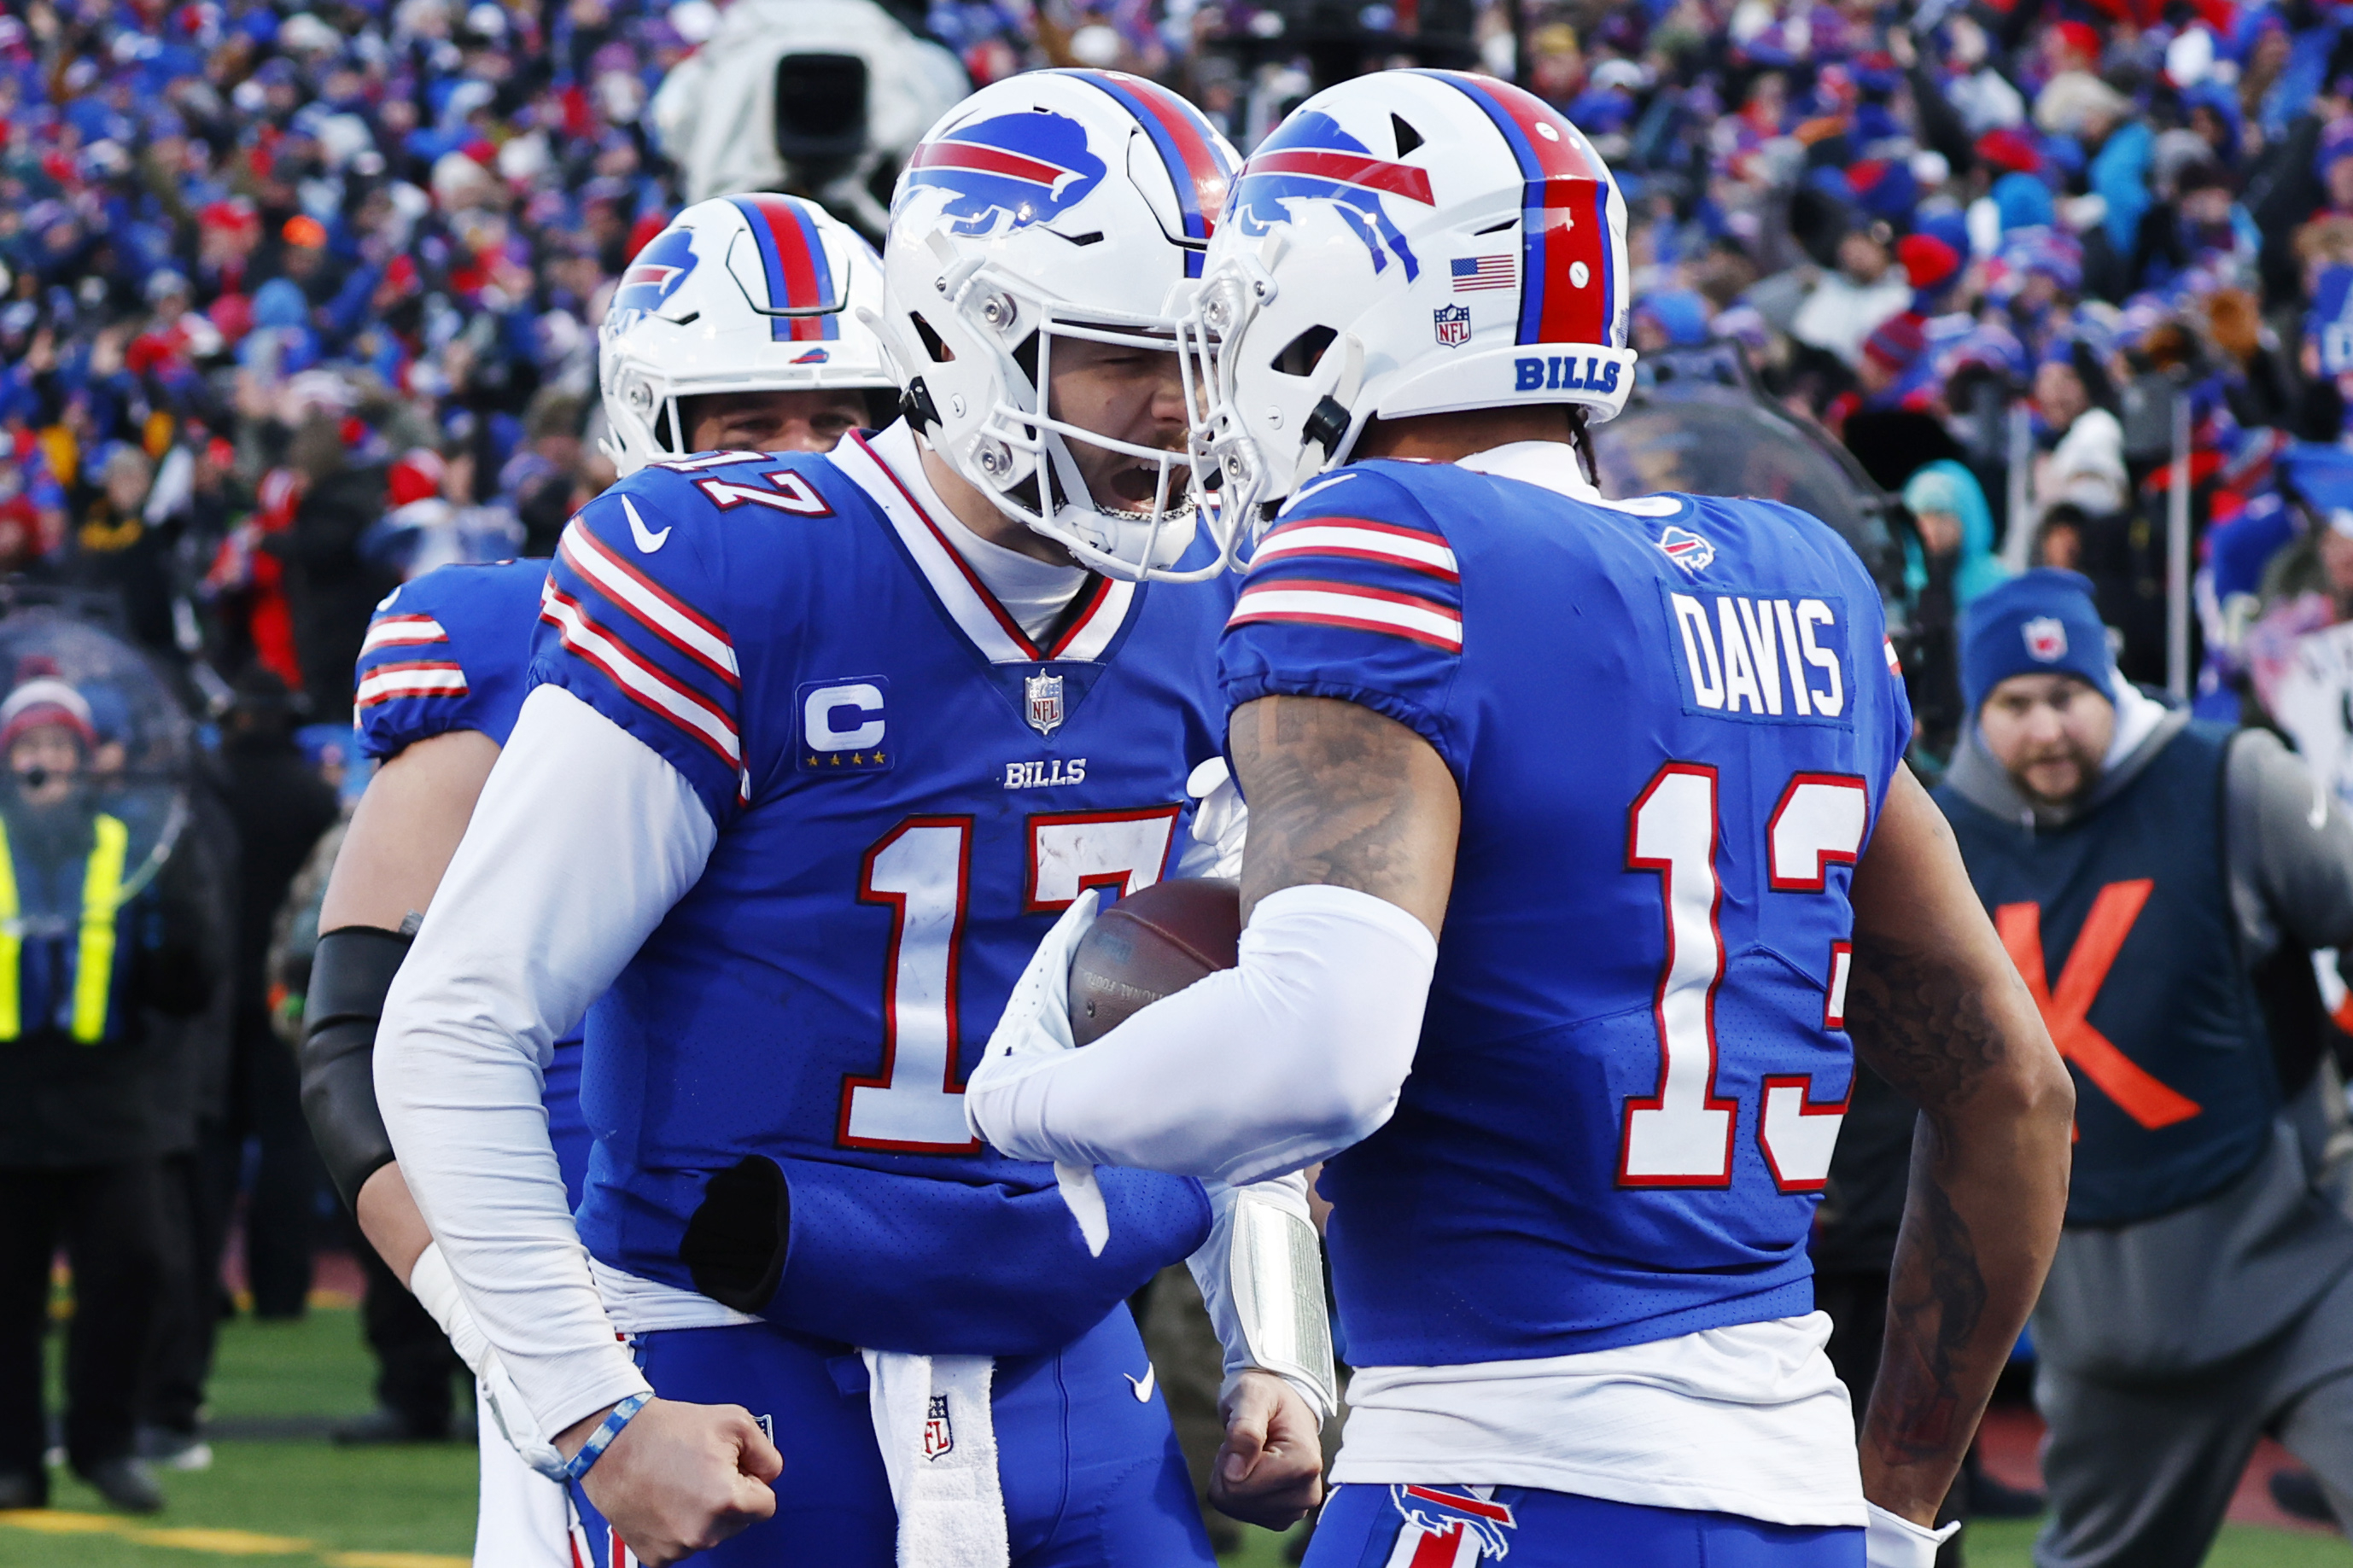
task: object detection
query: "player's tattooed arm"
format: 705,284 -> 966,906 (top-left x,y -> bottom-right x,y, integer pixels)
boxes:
1227,695 -> 1461,936
1843,767 -> 2075,1526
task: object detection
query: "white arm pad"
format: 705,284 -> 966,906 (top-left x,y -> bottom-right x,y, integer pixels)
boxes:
378,685 -> 715,1438
1188,1175 -> 1338,1420
966,883 -> 1436,1186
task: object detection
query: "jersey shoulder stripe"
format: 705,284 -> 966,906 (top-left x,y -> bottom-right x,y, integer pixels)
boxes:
360,614 -> 450,654
1229,577 -> 1464,652
1231,475 -> 1466,655
1252,516 -> 1460,582
556,517 -> 740,688
539,575 -> 742,768
356,658 -> 468,708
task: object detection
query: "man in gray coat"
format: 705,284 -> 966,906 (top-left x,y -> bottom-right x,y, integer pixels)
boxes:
1934,568 -> 2353,1567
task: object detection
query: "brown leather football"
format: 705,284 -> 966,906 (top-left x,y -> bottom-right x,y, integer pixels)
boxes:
1068,877 -> 1241,1046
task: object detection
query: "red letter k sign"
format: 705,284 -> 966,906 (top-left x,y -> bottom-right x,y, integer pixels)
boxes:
1995,880 -> 2202,1132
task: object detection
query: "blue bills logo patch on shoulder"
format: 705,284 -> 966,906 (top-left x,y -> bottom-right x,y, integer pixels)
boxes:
1656,525 -> 1714,574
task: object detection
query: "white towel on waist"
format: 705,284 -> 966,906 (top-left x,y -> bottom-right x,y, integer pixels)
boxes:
861,1350 -> 1007,1568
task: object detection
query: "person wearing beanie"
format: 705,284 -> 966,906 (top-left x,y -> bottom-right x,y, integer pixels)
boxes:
1933,568 -> 2353,1566
0,661 -> 220,1518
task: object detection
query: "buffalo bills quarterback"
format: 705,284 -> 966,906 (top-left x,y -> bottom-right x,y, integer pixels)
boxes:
374,72 -> 1334,1568
968,71 -> 2076,1568
302,194 -> 901,1568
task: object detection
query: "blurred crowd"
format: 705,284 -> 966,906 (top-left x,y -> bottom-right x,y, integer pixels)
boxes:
8,0 -> 2353,780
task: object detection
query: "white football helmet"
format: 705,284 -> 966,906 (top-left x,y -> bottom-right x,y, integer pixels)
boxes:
877,70 -> 1240,581
599,193 -> 898,475
1177,70 -> 1636,542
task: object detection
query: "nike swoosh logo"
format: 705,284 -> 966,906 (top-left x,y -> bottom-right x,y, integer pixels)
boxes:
1124,1366 -> 1156,1402
624,496 -> 671,553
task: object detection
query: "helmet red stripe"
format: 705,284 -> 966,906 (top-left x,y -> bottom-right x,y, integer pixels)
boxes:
905,140 -> 1079,190
1527,178 -> 1611,347
734,194 -> 832,342
1247,149 -> 1435,205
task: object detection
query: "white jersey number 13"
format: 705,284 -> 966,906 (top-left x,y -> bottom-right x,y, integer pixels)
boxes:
1620,764 -> 1867,1192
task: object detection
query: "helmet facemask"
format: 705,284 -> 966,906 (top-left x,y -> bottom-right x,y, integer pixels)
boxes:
904,253 -> 1214,582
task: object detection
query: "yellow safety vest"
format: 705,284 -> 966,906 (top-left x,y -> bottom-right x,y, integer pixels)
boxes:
0,812 -> 131,1043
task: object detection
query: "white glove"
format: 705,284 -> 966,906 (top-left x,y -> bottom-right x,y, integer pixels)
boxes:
409,1241 -> 564,1477
1175,755 -> 1247,880
1865,1501 -> 1959,1568
967,891 -> 1110,1256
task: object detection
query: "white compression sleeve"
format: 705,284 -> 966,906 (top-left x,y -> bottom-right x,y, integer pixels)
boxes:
377,685 -> 717,1437
971,883 -> 1436,1186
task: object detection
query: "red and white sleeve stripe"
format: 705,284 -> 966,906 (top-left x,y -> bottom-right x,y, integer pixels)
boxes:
539,584 -> 741,768
1251,519 -> 1460,582
557,523 -> 740,688
1228,578 -> 1464,653
361,614 -> 450,654
355,660 -> 468,708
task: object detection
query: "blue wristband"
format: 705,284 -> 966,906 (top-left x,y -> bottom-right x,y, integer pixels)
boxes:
562,1393 -> 651,1484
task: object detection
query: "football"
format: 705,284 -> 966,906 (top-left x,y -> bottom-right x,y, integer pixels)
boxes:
1067,877 -> 1242,1046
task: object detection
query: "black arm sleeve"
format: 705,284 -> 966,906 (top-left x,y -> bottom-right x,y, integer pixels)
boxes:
300,924 -> 412,1211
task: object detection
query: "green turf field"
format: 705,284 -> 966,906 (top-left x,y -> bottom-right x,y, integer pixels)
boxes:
0,1308 -> 2343,1567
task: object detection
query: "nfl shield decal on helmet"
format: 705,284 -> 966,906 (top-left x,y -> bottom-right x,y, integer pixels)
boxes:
1433,303 -> 1471,347
1385,1485 -> 1517,1566
2023,615 -> 2068,662
1025,671 -> 1066,737
1656,524 -> 1715,575
923,1395 -> 955,1460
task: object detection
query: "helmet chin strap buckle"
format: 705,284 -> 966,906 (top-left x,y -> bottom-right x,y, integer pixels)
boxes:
1301,397 -> 1351,457
902,377 -> 943,434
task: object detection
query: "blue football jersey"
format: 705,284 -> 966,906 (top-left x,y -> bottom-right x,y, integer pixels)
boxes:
1220,458 -> 1912,1369
531,432 -> 1229,1351
355,561 -> 547,760
354,560 -> 591,1213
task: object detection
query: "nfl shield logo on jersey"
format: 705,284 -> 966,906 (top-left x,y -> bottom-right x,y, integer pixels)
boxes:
2023,615 -> 2068,662
1433,304 -> 1471,348
1385,1485 -> 1517,1566
923,1395 -> 954,1460
1656,525 -> 1715,575
1025,671 -> 1066,737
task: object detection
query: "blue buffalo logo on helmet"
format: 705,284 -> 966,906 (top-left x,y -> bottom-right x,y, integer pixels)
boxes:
896,111 -> 1107,237
1227,111 -> 1434,282
611,225 -> 700,315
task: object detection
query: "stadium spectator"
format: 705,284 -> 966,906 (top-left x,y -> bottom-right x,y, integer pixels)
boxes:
1937,569 -> 2353,1565
0,667 -> 219,1515
214,668 -> 339,1323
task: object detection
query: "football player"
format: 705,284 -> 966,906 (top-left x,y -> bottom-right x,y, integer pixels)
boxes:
303,194 -> 902,1567
374,72 -> 1334,1568
968,72 -> 2076,1568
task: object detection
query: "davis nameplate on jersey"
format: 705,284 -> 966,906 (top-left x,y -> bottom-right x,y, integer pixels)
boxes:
1025,671 -> 1066,737
1432,303 -> 1471,348
1661,584 -> 1853,727
798,677 -> 894,772
1385,1485 -> 1515,1568
923,1395 -> 954,1460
